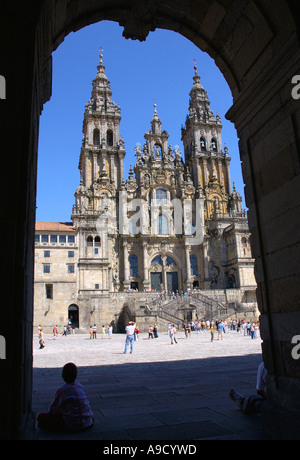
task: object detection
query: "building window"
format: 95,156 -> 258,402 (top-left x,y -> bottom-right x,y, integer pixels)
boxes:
68,251 -> 74,258
43,264 -> 50,274
211,138 -> 218,151
68,264 -> 75,274
166,256 -> 177,267
94,248 -> 99,255
93,128 -> 100,145
44,250 -> 50,258
129,254 -> 138,278
190,254 -> 199,277
68,235 -> 75,243
41,235 -> 48,243
35,235 -> 40,243
45,284 -> 53,299
156,189 -> 168,205
107,129 -> 113,146
87,236 -> 93,247
200,137 -> 206,151
95,284 -> 99,290
158,214 -> 169,235
50,235 -> 57,243
59,235 -> 66,243
95,236 -> 101,247
151,256 -> 163,266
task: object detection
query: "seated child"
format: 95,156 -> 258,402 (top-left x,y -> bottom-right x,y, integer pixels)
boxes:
37,362 -> 94,432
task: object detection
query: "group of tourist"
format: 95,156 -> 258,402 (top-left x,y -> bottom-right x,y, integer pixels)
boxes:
37,316 -> 259,352
89,324 -> 113,340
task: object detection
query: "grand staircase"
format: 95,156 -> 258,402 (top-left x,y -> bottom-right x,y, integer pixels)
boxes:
120,290 -> 257,331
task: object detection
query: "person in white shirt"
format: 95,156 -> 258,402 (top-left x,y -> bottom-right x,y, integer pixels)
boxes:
124,321 -> 136,354
229,362 -> 268,414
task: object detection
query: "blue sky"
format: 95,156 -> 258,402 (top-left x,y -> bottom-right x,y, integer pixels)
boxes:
36,20 -> 245,222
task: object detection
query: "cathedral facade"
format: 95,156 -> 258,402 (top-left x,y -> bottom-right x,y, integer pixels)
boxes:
34,53 -> 257,332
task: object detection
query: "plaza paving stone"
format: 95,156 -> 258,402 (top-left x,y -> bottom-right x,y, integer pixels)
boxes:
31,329 -> 265,440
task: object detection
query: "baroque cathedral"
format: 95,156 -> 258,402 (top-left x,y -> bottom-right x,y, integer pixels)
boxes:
34,52 -> 257,332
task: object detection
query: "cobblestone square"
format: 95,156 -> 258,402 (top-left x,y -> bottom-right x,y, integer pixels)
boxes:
32,329 -> 264,440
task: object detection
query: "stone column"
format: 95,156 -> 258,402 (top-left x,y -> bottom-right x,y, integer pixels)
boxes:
142,241 -> 150,291
123,239 -> 130,290
185,245 -> 192,290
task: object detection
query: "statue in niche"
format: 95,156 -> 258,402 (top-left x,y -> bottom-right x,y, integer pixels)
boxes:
144,174 -> 150,188
155,145 -> 162,159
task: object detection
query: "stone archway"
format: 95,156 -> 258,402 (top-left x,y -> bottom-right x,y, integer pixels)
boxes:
68,304 -> 79,329
1,0 -> 300,440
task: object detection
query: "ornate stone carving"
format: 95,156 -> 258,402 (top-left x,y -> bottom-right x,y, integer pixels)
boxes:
121,0 -> 158,42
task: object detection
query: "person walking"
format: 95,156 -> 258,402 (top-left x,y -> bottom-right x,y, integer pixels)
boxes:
169,324 -> 178,344
134,324 -> 140,341
92,324 -> 97,339
210,323 -> 215,342
124,321 -> 136,354
217,321 -> 224,341
39,328 -> 45,349
108,324 -> 113,339
148,325 -> 154,339
101,325 -> 106,339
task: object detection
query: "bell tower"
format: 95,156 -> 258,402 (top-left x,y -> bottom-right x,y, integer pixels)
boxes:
78,50 -> 125,193
72,51 -> 126,294
181,64 -> 233,219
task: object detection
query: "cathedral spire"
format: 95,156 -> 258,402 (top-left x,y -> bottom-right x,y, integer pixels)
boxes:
151,103 -> 162,134
95,48 -> 108,81
192,61 -> 204,90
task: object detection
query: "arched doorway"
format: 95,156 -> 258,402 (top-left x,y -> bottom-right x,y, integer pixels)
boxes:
150,255 -> 180,293
2,0 -> 300,441
68,304 -> 79,329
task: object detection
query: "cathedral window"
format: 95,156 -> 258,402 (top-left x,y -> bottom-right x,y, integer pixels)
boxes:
129,255 -> 138,278
190,254 -> 199,276
200,137 -> 206,151
107,130 -> 113,146
93,129 -> 100,146
95,236 -> 101,247
87,236 -> 93,247
241,237 -> 248,256
211,138 -> 218,152
151,256 -> 163,266
156,189 -> 168,205
166,256 -> 177,267
158,213 -> 169,235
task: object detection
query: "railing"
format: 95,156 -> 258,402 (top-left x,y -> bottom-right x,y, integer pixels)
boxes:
144,291 -> 256,323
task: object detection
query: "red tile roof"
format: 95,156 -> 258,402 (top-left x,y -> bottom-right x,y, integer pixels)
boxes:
35,222 -> 76,232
